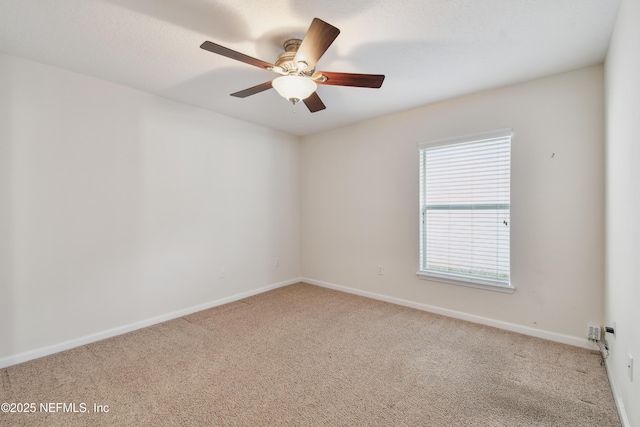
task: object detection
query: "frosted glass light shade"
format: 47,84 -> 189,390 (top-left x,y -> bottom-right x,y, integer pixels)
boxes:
272,76 -> 317,102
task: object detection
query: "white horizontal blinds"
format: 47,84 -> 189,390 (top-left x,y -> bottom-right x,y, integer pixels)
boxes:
420,133 -> 510,285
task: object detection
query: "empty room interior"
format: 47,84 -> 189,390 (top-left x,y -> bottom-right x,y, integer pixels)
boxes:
1,0 -> 638,426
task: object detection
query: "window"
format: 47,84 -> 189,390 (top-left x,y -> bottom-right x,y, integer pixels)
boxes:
418,129 -> 513,292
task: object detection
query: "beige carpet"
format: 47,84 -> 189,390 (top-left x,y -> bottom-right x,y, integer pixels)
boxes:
0,283 -> 620,426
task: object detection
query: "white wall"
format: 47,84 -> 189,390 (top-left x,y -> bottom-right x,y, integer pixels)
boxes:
301,65 -> 605,345
0,52 -> 301,365
605,0 -> 640,424
0,56 -> 12,364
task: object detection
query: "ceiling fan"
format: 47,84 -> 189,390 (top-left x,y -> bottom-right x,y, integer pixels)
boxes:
200,18 -> 385,113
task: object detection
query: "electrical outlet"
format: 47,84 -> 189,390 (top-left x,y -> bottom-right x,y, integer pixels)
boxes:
628,354 -> 634,382
377,265 -> 384,275
275,258 -> 280,267
219,268 -> 226,279
587,325 -> 601,341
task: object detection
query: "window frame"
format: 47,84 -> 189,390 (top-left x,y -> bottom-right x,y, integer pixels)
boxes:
416,129 -> 515,293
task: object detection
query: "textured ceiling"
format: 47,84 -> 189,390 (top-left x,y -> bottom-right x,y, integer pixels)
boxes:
0,0 -> 621,136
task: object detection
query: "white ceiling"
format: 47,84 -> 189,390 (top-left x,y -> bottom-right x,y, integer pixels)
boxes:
0,0 -> 621,136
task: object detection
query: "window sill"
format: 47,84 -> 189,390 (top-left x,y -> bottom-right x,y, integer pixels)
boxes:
416,271 -> 516,294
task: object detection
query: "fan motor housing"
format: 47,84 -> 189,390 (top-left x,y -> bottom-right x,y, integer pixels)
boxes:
275,39 -> 312,74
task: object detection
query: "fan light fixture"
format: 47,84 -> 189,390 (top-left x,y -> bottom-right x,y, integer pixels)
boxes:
272,75 -> 317,103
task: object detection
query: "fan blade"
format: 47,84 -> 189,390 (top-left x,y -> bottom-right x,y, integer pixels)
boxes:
303,92 -> 326,113
315,72 -> 385,88
294,18 -> 340,70
200,41 -> 275,71
230,81 -> 273,98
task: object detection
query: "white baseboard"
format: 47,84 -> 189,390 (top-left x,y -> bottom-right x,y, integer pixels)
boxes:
0,277 -> 301,369
302,277 -> 592,350
604,358 -> 631,427
0,276 -> 594,369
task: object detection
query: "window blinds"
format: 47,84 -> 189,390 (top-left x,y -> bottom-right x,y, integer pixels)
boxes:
419,130 -> 511,287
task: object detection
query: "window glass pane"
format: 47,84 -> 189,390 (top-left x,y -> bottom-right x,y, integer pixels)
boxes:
419,133 -> 510,286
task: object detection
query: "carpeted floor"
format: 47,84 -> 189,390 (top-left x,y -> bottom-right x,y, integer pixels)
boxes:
0,283 -> 621,426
